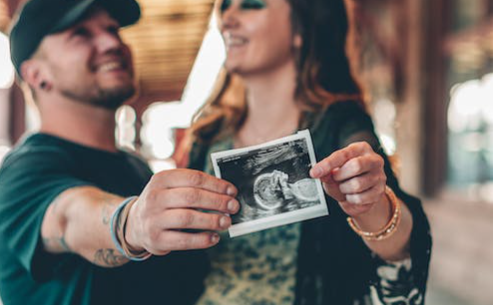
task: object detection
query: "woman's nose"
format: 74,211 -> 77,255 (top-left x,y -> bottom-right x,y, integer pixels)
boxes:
221,4 -> 240,31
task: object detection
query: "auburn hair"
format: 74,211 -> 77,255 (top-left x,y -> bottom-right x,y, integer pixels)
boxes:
191,0 -> 366,144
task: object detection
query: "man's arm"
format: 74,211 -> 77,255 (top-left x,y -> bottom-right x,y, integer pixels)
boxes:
42,187 -> 129,267
41,169 -> 239,267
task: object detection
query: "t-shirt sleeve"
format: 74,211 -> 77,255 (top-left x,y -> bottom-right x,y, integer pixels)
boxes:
0,148 -> 93,282
332,101 -> 432,303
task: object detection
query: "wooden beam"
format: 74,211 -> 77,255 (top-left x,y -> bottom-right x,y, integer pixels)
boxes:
421,0 -> 452,196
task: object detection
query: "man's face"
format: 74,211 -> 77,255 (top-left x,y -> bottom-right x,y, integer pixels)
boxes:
37,8 -> 136,109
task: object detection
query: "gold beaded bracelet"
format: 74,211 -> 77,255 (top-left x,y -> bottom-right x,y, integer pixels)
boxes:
347,186 -> 401,241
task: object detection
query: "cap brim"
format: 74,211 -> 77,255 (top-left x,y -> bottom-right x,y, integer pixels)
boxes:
50,0 -> 95,33
50,0 -> 140,33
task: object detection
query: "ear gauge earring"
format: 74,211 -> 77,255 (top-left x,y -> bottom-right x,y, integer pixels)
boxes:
40,81 -> 47,89
293,35 -> 302,48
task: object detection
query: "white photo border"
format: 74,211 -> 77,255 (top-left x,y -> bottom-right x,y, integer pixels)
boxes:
211,130 -> 328,238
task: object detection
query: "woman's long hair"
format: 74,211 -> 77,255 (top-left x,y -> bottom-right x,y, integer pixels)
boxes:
190,0 -> 365,144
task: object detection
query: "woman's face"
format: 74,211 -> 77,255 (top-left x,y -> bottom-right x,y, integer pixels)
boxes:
219,0 -> 298,77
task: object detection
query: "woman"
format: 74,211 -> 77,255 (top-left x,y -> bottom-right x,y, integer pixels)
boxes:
188,0 -> 431,304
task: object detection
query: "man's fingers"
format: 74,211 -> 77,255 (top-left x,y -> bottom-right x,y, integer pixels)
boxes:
160,209 -> 232,231
310,142 -> 372,178
155,188 -> 240,214
150,169 -> 237,196
152,231 -> 221,252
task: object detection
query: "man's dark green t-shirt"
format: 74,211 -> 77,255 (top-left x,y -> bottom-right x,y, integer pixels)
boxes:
0,133 -> 207,305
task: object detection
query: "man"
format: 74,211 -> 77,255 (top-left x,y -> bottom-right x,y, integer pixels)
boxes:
0,0 -> 239,304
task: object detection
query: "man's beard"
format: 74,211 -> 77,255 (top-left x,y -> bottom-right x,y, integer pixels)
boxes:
61,85 -> 136,110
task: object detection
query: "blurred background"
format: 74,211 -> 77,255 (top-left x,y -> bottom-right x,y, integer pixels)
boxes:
0,0 -> 493,304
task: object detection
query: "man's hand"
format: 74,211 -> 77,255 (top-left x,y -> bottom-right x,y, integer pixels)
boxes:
125,169 -> 239,256
41,169 -> 239,267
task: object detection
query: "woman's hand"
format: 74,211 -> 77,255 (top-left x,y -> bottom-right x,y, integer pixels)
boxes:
310,141 -> 413,261
309,142 -> 387,217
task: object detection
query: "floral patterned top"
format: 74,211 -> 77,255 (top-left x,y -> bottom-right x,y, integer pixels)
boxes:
197,138 -> 300,305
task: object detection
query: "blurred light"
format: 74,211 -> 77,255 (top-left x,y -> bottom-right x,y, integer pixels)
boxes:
115,105 -> 136,150
116,105 -> 137,125
448,75 -> 493,132
373,98 -> 397,156
139,14 -> 226,162
374,98 -> 396,124
480,73 -> 493,125
448,80 -> 482,132
177,13 -> 226,128
141,102 -> 180,159
143,102 -> 190,127
0,32 -> 14,89
379,134 -> 397,155
148,159 -> 177,173
0,145 -> 11,165
452,80 -> 482,115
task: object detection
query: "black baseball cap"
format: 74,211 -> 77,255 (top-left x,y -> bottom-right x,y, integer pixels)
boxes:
9,0 -> 141,76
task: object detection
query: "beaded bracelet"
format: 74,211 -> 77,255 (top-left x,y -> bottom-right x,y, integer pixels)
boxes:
110,196 -> 152,261
347,186 -> 401,241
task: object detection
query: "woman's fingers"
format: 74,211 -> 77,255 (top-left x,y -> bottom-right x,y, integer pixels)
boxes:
310,142 -> 373,179
338,171 -> 386,195
310,142 -> 388,215
332,154 -> 384,182
344,184 -> 386,205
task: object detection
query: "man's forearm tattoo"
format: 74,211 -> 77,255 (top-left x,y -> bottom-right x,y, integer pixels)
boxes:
93,249 -> 127,267
99,194 -> 120,225
43,235 -> 72,253
102,201 -> 113,225
97,194 -> 127,267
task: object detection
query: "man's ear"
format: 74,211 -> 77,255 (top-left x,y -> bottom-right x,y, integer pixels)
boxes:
20,59 -> 51,91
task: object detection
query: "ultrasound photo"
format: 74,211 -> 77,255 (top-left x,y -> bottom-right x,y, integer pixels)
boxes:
211,130 -> 328,237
